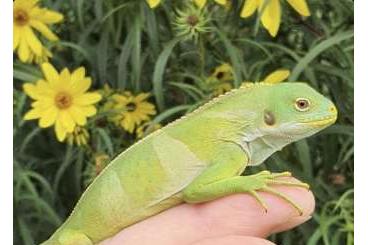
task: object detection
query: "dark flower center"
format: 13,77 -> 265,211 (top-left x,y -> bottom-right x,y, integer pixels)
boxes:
14,9 -> 29,26
126,102 -> 137,112
55,92 -> 73,109
186,15 -> 199,27
216,72 -> 225,79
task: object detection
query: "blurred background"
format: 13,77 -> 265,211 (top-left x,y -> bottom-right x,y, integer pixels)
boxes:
13,0 -> 353,244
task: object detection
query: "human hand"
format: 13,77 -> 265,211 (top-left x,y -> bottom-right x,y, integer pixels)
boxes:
100,178 -> 314,245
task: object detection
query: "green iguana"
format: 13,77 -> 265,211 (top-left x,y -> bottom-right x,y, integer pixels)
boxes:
41,82 -> 337,245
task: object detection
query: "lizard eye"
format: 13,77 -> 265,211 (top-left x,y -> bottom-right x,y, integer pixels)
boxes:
295,98 -> 310,112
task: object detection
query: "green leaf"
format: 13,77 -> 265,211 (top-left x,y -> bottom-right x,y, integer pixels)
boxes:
132,15 -> 142,91
17,218 -> 35,245
153,37 -> 182,111
152,105 -> 192,124
53,145 -> 74,192
216,29 -> 245,86
76,0 -> 86,29
169,82 -> 205,101
117,29 -> 134,89
289,31 -> 354,81
99,3 -> 131,23
97,32 -> 109,83
96,128 -> 114,156
295,139 -> 313,180
57,41 -> 93,64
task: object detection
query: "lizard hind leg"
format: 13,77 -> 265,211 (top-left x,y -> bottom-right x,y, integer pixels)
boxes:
54,229 -> 93,245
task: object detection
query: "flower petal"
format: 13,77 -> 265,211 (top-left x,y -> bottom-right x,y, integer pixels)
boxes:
121,116 -> 135,133
24,27 -> 42,56
71,78 -> 91,95
260,0 -> 281,37
59,68 -> 72,87
71,67 -> 86,83
70,67 -> 92,95
23,83 -> 40,99
39,107 -> 58,128
18,36 -> 30,62
55,119 -> 67,141
31,97 -> 54,109
24,108 -> 43,120
263,69 -> 290,84
69,106 -> 87,126
146,0 -> 160,8
112,94 -> 128,104
286,0 -> 310,16
215,0 -> 228,5
29,20 -> 59,41
14,26 -> 20,50
36,79 -> 55,96
135,93 -> 150,102
31,8 -> 64,24
80,106 -> 97,117
194,0 -> 207,9
41,63 -> 59,85
59,111 -> 75,132
74,93 -> 102,106
241,0 -> 259,18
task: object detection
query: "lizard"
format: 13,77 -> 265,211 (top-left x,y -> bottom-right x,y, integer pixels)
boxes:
41,82 -> 338,245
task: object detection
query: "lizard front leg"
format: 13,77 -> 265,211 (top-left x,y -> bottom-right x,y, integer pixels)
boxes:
183,161 -> 310,215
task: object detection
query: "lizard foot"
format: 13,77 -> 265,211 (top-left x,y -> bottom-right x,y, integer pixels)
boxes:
245,171 -> 309,215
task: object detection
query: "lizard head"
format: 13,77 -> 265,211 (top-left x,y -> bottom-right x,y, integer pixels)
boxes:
259,82 -> 337,134
236,82 -> 337,165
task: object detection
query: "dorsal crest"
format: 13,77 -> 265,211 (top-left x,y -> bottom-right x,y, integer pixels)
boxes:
240,82 -> 274,89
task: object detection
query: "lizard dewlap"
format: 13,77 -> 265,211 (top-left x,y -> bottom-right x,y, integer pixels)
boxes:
41,82 -> 337,245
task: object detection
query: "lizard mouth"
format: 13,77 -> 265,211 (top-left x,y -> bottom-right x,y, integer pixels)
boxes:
299,114 -> 337,127
304,117 -> 337,127
298,104 -> 337,127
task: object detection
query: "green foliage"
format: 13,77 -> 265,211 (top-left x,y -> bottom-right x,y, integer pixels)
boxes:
13,0 -> 353,244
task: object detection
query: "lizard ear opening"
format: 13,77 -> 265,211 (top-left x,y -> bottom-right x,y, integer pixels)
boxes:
264,110 -> 276,126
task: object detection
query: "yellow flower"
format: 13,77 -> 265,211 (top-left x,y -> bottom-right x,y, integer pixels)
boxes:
241,0 -> 310,37
146,0 -> 160,8
194,0 -> 229,9
136,123 -> 162,138
13,0 -> 63,63
211,63 -> 234,82
66,126 -> 90,146
206,63 -> 234,96
213,83 -> 233,96
241,69 -> 290,87
109,92 -> 156,133
23,63 -> 102,142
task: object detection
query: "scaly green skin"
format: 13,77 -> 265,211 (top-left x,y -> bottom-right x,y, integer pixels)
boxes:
41,82 -> 337,245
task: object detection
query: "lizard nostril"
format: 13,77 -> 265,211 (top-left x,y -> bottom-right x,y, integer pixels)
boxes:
329,105 -> 337,114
